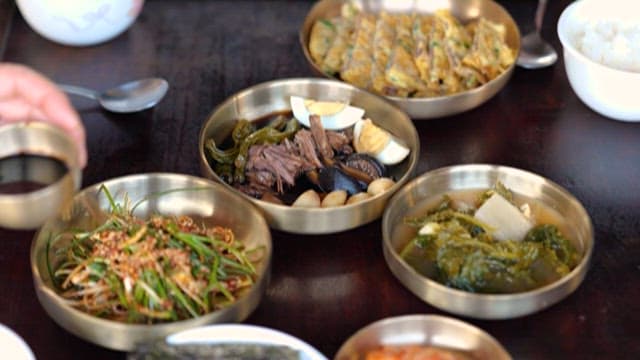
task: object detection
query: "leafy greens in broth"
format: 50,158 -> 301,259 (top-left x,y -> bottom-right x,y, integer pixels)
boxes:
399,183 -> 581,294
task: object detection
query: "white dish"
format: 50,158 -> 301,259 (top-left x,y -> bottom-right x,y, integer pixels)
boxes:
167,324 -> 328,360
0,324 -> 35,360
16,0 -> 144,46
558,0 -> 640,122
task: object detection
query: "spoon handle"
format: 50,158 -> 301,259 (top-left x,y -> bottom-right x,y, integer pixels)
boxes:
534,0 -> 548,33
57,84 -> 100,101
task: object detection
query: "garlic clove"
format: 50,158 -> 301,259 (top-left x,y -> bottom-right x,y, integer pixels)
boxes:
292,189 -> 321,208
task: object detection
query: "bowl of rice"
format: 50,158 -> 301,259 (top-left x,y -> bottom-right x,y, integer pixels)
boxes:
558,0 -> 640,122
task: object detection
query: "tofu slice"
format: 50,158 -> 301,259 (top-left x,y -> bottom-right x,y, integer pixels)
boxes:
474,193 -> 533,242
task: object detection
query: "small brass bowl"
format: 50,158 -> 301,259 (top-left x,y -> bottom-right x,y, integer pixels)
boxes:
299,0 -> 520,119
334,314 -> 511,360
382,164 -> 594,319
198,78 -> 419,234
31,173 -> 272,351
0,122 -> 81,230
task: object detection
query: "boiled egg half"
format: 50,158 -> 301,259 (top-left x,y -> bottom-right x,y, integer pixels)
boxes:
290,96 -> 365,130
353,118 -> 410,165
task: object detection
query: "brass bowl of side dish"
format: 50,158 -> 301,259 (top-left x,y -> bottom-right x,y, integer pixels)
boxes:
300,0 -> 520,119
198,77 -> 419,234
382,164 -> 594,319
31,173 -> 272,351
0,122 -> 81,230
335,314 -> 511,360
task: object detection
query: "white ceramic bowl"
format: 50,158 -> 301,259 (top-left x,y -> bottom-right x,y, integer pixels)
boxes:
558,0 -> 640,122
16,0 -> 144,46
166,324 -> 328,360
0,324 -> 35,360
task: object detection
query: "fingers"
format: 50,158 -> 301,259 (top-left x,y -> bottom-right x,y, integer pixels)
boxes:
0,63 -> 87,167
40,90 -> 87,167
0,98 -> 50,122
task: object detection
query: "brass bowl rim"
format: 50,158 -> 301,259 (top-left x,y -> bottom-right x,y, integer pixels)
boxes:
382,164 -> 594,310
198,77 -> 420,233
298,0 -> 522,114
0,121 -> 81,229
334,314 -> 512,360
30,172 -> 272,348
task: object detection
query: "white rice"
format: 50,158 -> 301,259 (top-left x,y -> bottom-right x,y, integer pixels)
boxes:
570,17 -> 640,72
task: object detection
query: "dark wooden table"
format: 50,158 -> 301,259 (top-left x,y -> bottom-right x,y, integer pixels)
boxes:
1,0 -> 639,359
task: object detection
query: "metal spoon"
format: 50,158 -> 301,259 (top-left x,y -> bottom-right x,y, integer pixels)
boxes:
517,0 -> 558,69
58,78 -> 169,113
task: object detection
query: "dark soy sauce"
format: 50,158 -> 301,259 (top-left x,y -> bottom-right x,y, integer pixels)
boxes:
0,154 -> 68,194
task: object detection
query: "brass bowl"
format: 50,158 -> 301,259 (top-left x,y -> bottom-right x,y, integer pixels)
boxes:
31,173 -> 272,351
334,314 -> 511,360
382,164 -> 594,319
299,0 -> 521,119
198,78 -> 419,234
0,122 -> 81,230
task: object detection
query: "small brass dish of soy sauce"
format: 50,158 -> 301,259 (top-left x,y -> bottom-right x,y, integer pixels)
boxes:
0,122 -> 81,230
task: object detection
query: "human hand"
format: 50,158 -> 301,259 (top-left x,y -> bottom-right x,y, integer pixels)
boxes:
0,62 -> 87,167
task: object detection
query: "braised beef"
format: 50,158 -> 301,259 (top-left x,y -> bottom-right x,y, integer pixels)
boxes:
245,169 -> 276,189
234,114 -> 383,203
309,115 -> 334,161
326,130 -> 353,154
246,144 -> 306,193
293,130 -> 323,169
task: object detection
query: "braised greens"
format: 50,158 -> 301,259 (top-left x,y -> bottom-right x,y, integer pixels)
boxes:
401,184 -> 580,293
205,115 -> 300,184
